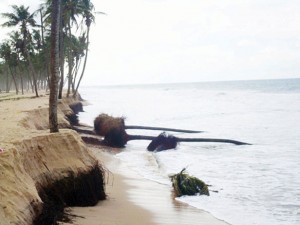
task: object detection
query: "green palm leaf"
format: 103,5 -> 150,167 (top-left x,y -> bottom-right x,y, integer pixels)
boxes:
169,168 -> 210,197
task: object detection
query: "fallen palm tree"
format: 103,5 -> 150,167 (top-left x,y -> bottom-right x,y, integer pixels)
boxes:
76,114 -> 251,149
169,168 -> 209,197
125,125 -> 202,133
146,132 -> 250,151
93,114 -> 202,136
101,130 -> 250,149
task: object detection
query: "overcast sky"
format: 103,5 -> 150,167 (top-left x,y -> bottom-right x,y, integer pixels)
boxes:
1,0 -> 300,85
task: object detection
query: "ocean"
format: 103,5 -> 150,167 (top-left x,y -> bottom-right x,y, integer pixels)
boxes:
78,78 -> 300,225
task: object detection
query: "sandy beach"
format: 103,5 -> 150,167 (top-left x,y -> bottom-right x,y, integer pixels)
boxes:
0,91 -> 229,225
65,147 -> 229,225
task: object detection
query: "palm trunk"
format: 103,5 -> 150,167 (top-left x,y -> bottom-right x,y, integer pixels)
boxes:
58,10 -> 64,99
8,66 -> 18,94
73,25 -> 90,98
49,0 -> 61,133
128,135 -> 250,145
125,125 -> 202,133
24,48 -> 39,97
19,68 -> 24,95
25,66 -> 34,92
66,22 -> 73,97
40,9 -> 51,92
6,66 -> 9,93
16,57 -> 24,95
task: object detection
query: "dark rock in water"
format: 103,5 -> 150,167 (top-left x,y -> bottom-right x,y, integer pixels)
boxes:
147,132 -> 178,151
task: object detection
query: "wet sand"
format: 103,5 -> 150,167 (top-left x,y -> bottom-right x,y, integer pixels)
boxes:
66,147 -> 229,225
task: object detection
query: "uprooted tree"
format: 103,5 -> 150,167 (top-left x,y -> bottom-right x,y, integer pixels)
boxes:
73,114 -> 251,150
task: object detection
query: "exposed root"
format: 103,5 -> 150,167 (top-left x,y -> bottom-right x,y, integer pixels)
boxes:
94,114 -> 125,136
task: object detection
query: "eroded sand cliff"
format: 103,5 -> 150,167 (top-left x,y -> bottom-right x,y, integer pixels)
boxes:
0,93 -> 105,225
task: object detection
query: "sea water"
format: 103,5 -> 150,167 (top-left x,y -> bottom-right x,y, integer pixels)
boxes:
78,79 -> 300,225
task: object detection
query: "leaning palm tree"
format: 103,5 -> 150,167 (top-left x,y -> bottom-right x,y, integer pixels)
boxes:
43,0 -> 83,98
73,0 -> 101,97
1,5 -> 39,97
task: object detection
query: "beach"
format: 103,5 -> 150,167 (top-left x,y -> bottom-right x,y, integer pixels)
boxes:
66,148 -> 228,225
0,91 -> 227,225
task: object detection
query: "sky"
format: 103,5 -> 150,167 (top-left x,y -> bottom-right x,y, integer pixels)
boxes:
0,0 -> 300,85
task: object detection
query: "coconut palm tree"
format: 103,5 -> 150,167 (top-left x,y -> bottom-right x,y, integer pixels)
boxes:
73,0 -> 100,97
49,0 -> 61,133
0,42 -> 19,94
1,5 -> 39,97
43,0 -> 83,98
9,31 -> 25,94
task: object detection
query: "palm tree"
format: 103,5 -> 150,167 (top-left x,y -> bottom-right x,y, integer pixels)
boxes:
73,0 -> 99,97
43,0 -> 83,98
1,5 -> 39,97
9,31 -> 25,94
49,0 -> 61,133
0,42 -> 19,94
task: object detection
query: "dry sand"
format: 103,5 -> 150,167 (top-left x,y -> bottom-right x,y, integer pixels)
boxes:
0,91 -> 229,225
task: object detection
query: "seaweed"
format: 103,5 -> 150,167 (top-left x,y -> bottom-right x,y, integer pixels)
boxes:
169,168 -> 209,197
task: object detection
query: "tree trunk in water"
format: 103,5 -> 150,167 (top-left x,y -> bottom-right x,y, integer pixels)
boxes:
49,0 -> 61,133
125,125 -> 202,133
73,25 -> 90,98
128,135 -> 250,145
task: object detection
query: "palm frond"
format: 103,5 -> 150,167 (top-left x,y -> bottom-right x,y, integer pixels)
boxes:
169,168 -> 210,197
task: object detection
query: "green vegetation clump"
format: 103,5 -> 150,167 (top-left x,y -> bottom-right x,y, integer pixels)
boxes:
169,168 -> 209,197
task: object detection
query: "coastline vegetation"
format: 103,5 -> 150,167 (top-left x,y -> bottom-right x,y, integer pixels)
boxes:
0,0 -> 97,99
0,1 -> 108,224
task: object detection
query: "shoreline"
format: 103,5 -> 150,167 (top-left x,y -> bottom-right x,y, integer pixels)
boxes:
65,146 -> 229,225
0,91 -> 229,225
